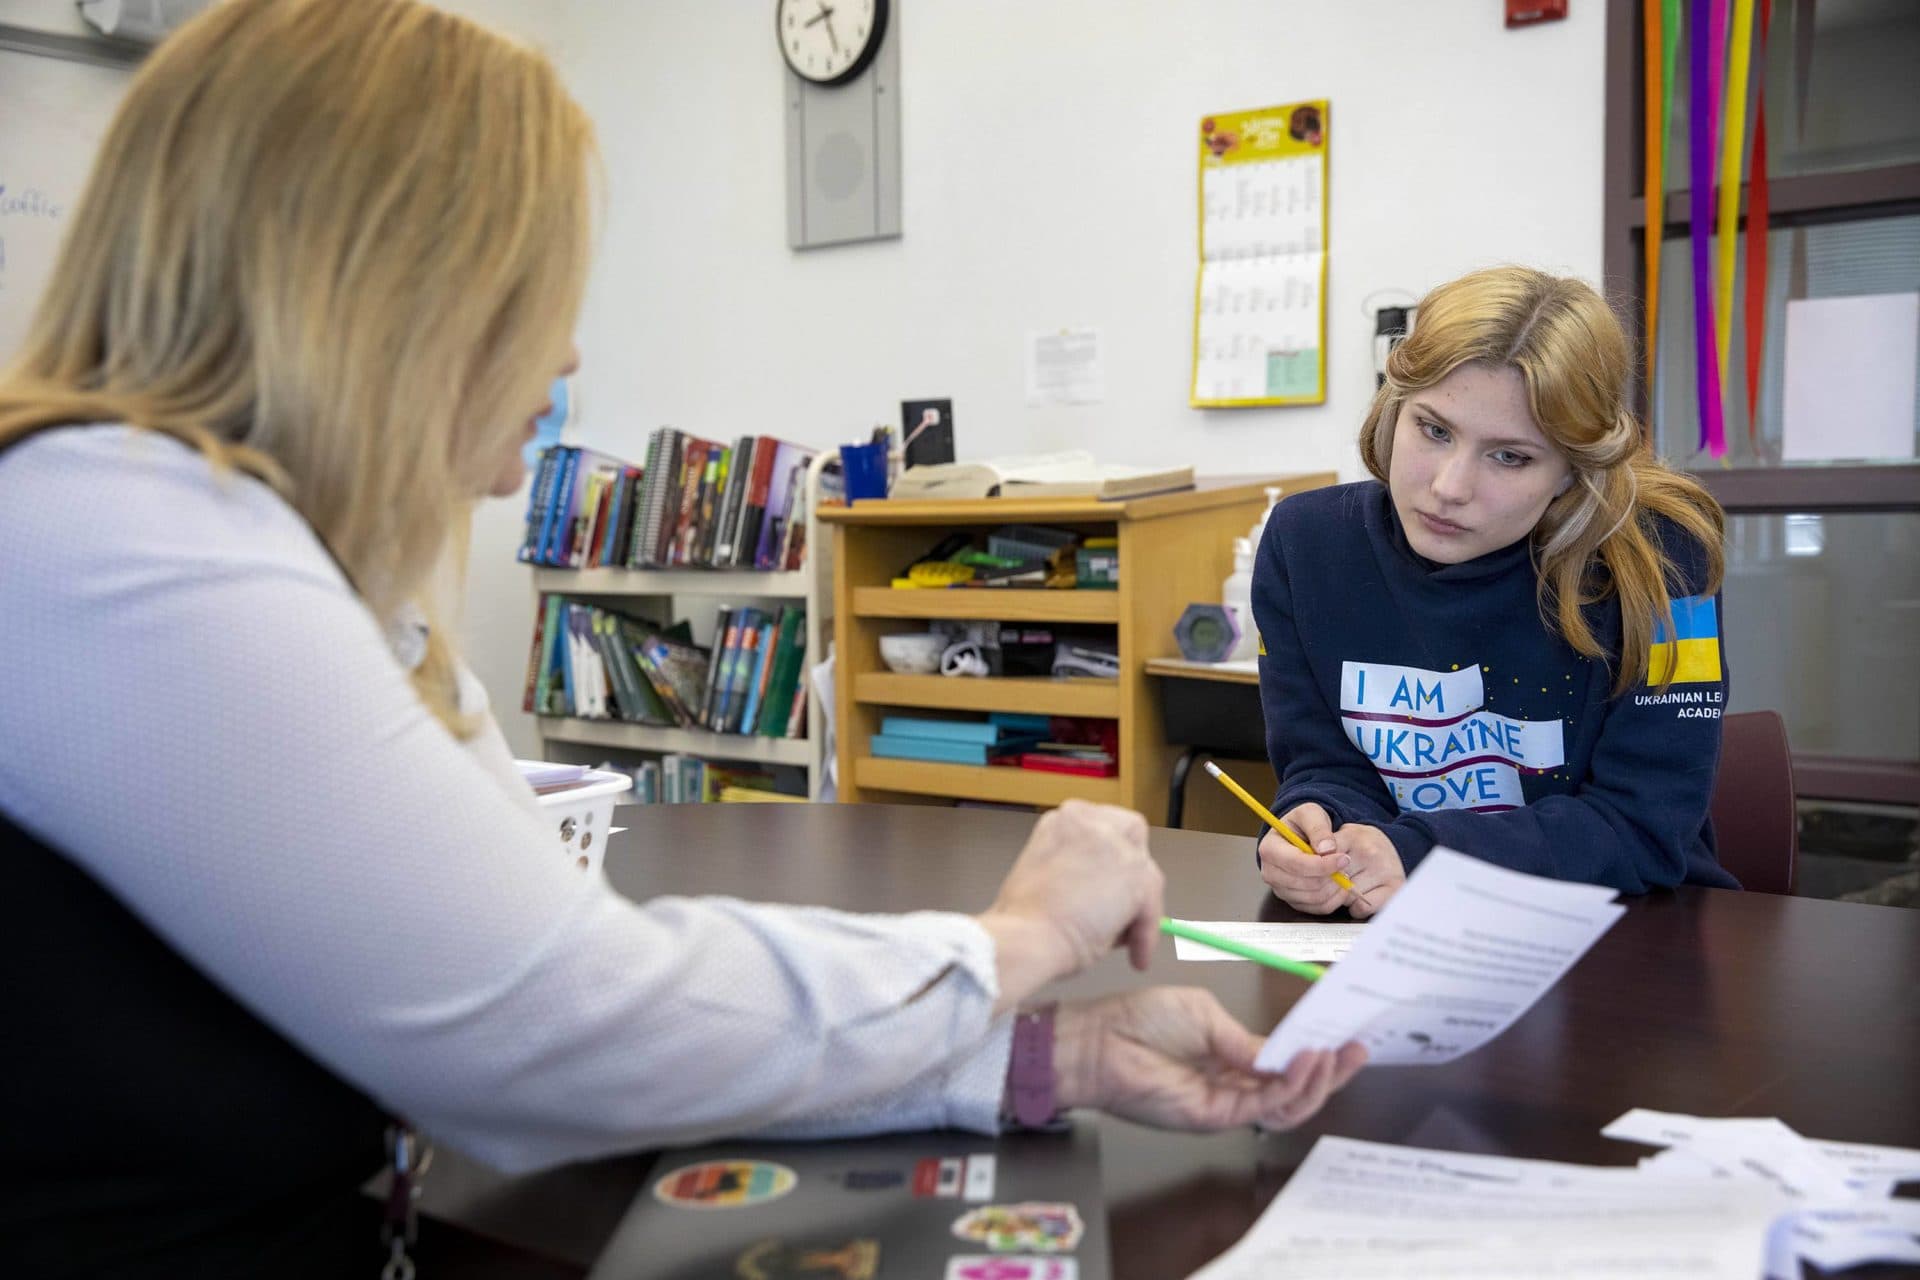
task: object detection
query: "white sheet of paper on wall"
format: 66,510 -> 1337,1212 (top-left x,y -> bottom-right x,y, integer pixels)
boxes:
1781,292 -> 1919,463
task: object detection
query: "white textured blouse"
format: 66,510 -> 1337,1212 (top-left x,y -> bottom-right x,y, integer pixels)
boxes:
0,425 -> 1012,1172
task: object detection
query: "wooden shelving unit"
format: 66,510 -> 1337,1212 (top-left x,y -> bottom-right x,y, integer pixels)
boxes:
534,717 -> 814,768
852,673 -> 1121,718
853,757 -> 1126,807
850,587 -> 1121,623
531,455 -> 835,798
822,473 -> 1334,813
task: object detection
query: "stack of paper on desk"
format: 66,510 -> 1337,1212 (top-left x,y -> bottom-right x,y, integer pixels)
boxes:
1254,846 -> 1625,1072
1189,1116 -> 1920,1279
1191,1136 -> 1792,1279
1603,1109 -> 1920,1277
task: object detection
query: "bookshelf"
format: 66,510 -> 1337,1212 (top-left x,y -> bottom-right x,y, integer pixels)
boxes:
531,452 -> 836,799
820,474 -> 1335,815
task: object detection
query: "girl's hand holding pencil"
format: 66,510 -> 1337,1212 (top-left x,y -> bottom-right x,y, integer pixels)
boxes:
1201,762 -> 1409,919
1258,810 -> 1407,919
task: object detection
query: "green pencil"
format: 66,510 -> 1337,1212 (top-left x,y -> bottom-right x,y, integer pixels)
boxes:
1159,918 -> 1324,982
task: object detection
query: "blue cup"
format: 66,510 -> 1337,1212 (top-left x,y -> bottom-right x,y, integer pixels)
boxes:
840,441 -> 890,500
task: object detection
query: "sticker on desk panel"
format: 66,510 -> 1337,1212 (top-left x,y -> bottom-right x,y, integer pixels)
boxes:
950,1202 -> 1084,1253
962,1153 -> 996,1201
735,1236 -> 879,1279
840,1167 -> 905,1191
946,1258 -> 1078,1280
653,1159 -> 797,1209
915,1155 -> 965,1197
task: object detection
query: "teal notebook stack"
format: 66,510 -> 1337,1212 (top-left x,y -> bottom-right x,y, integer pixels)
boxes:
869,713 -> 1050,765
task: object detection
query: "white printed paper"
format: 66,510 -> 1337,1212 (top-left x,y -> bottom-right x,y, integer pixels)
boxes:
1188,1136 -> 1787,1280
1024,329 -> 1103,405
1603,1108 -> 1920,1278
962,1153 -> 995,1202
1255,847 -> 1623,1072
1170,920 -> 1364,964
1604,1108 -> 1920,1193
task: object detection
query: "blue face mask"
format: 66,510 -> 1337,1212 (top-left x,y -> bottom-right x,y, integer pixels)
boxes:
523,377 -> 571,469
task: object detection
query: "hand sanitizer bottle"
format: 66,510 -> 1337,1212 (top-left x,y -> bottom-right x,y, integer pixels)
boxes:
1222,536 -> 1258,662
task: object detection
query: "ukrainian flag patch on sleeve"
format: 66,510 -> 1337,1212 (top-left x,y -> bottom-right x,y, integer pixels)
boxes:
1649,594 -> 1721,684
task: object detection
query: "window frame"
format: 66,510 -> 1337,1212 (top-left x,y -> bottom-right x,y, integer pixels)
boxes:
1601,0 -> 1920,807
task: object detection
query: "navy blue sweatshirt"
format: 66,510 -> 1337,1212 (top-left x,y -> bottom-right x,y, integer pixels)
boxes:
1252,480 -> 1738,894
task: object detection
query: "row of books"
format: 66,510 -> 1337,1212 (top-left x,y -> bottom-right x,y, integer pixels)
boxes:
869,714 -> 1118,776
604,756 -> 804,805
517,431 -> 818,572
524,596 -> 808,739
702,604 -> 809,737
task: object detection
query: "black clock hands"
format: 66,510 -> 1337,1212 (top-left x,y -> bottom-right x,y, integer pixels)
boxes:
804,2 -> 839,53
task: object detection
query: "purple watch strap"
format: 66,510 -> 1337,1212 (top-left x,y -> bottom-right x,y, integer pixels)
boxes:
1005,1003 -> 1058,1129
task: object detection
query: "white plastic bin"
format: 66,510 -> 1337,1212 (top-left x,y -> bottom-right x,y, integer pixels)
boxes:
530,768 -> 633,875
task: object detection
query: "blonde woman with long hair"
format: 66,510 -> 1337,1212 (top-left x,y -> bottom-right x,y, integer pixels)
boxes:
0,0 -> 1361,1272
1254,266 -> 1738,918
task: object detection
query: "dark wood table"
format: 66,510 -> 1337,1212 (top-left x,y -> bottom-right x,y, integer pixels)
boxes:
421,803 -> 1920,1278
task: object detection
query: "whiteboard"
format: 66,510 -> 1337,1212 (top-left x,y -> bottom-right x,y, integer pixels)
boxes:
0,45 -> 131,365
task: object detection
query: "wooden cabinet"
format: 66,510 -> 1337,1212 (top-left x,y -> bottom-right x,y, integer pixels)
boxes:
819,474 -> 1334,814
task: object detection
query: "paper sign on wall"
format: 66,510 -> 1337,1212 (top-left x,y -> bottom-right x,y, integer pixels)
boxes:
1781,292 -> 1919,463
1190,100 -> 1329,408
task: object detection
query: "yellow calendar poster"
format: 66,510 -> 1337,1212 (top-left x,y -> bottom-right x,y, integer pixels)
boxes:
1190,100 -> 1329,408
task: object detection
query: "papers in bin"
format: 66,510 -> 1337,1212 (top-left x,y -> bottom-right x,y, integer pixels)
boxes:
516,760 -> 590,793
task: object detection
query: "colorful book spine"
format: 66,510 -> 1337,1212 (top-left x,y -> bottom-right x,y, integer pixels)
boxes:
870,735 -> 1034,766
536,445 -> 578,566
521,592 -> 550,712
719,609 -> 764,733
700,606 -> 736,727
713,436 -> 754,566
738,619 -> 775,735
755,607 -> 807,738
879,716 -> 1006,745
534,594 -> 564,714
518,446 -> 560,563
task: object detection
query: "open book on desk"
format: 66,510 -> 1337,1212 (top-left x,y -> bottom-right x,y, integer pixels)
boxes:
889,450 -> 1195,501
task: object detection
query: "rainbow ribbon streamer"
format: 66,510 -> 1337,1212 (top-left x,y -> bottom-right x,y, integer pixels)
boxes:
1714,0 -> 1757,414
1744,0 -> 1774,450
1643,0 -> 1667,390
1690,0 -> 1727,458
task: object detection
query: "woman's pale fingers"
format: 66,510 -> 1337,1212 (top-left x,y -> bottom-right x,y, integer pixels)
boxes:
1189,989 -> 1267,1072
1125,862 -> 1166,970
1254,1050 -> 1328,1129
1331,1041 -> 1369,1089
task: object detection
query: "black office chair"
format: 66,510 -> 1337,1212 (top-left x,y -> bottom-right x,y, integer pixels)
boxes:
1708,710 -> 1798,895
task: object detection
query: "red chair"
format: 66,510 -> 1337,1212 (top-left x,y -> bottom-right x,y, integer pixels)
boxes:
1708,710 -> 1798,895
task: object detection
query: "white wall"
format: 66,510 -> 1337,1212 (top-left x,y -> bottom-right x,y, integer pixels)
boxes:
465,0 -> 1608,757
556,1 -> 1606,479
2,0 -> 1611,757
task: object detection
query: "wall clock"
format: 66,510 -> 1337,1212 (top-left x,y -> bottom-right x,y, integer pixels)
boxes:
776,0 -> 889,87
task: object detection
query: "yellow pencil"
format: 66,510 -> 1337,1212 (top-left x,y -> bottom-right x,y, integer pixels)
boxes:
1203,761 -> 1372,907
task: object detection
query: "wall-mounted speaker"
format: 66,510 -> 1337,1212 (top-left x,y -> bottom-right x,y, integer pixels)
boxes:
784,12 -> 900,250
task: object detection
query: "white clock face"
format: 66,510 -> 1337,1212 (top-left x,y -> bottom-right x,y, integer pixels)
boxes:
777,0 -> 886,86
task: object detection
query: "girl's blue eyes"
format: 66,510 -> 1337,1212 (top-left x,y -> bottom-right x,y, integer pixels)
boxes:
1418,419 -> 1532,468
